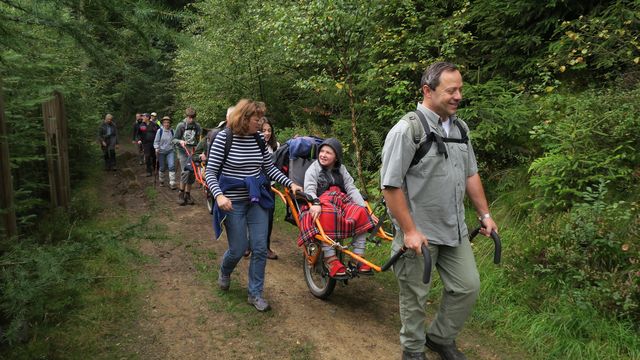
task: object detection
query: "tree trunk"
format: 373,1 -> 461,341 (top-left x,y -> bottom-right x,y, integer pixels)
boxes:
346,83 -> 367,196
0,77 -> 18,242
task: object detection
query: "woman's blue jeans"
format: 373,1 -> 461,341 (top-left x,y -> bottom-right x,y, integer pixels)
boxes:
158,151 -> 175,172
220,200 -> 269,297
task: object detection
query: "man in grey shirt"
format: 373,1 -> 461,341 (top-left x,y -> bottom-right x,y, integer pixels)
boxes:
381,62 -> 498,360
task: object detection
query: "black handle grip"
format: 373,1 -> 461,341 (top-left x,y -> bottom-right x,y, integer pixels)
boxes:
470,227 -> 502,264
381,245 -> 432,284
295,190 -> 315,202
380,247 -> 406,272
421,244 -> 432,284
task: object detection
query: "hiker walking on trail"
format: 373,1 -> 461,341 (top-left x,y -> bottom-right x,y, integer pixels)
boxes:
173,106 -> 202,206
98,113 -> 119,171
380,62 -> 498,360
205,99 -> 303,312
132,112 -> 144,165
136,113 -> 159,177
261,117 -> 280,260
154,116 -> 177,189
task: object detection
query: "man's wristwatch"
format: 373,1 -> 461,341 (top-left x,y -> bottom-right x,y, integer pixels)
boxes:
478,213 -> 491,222
312,198 -> 321,206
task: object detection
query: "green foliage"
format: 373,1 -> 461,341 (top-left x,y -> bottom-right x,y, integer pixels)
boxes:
543,1 -> 640,86
528,88 -> 640,209
529,182 -> 640,322
0,0 -> 181,231
457,79 -> 538,172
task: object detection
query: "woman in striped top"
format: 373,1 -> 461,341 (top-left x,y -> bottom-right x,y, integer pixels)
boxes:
205,99 -> 302,312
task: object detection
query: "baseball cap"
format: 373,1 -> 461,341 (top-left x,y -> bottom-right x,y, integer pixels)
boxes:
151,112 -> 157,117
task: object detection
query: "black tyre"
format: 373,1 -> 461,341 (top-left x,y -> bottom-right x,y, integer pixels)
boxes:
303,253 -> 336,299
206,190 -> 214,214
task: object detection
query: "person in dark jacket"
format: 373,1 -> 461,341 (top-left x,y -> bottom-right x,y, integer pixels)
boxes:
135,113 -> 159,177
132,112 -> 144,165
98,114 -> 119,171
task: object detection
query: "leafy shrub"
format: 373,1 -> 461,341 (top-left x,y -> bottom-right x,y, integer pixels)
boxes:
457,78 -> 538,172
528,88 -> 640,209
529,182 -> 640,322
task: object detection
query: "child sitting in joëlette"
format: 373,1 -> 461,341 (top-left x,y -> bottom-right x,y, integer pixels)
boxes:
298,138 -> 375,278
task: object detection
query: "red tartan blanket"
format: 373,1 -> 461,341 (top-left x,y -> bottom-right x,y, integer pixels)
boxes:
297,186 -> 375,246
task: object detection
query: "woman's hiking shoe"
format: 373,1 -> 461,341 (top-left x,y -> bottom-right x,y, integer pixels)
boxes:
326,258 -> 347,278
217,273 -> 230,291
248,295 -> 271,312
425,335 -> 466,360
402,351 -> 426,360
267,249 -> 278,260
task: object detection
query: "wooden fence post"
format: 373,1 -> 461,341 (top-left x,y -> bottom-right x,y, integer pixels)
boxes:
42,91 -> 70,209
0,78 -> 18,239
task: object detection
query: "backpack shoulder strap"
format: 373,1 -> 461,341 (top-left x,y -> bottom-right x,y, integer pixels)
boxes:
217,128 -> 233,176
410,110 -> 435,166
254,133 -> 268,155
400,111 -> 426,144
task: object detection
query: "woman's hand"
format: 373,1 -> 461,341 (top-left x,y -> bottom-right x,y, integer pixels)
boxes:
310,204 -> 321,221
216,194 -> 233,212
290,183 -> 303,195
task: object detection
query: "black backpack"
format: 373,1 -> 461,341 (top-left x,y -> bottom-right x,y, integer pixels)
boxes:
406,111 -> 469,167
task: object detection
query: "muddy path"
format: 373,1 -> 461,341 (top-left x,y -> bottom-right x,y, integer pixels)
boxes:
101,145 -> 518,360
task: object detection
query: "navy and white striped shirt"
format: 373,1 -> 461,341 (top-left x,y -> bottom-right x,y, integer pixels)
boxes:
205,129 -> 292,202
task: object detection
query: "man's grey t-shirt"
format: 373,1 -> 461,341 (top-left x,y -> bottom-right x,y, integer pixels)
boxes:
380,104 -> 478,247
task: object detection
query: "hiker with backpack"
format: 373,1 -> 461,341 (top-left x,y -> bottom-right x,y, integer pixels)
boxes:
98,113 -> 119,171
244,116 -> 281,260
154,116 -> 177,189
173,106 -> 202,206
205,99 -> 303,312
132,112 -> 144,165
136,113 -> 159,177
380,62 -> 498,360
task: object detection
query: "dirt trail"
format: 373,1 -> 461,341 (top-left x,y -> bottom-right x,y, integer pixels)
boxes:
101,145 -> 514,360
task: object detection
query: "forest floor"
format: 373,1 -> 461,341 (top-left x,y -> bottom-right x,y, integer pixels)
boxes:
99,144 -> 525,360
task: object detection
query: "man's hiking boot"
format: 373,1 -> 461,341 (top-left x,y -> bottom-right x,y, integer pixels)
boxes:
402,351 -> 426,360
185,192 -> 194,205
425,335 -> 466,360
247,295 -> 271,312
218,272 -> 230,291
177,191 -> 187,206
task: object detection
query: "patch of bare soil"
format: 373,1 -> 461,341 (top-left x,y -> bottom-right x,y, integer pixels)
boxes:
100,145 -> 522,360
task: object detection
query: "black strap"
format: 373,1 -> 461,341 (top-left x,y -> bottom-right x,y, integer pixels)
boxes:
410,111 -> 468,166
216,128 -> 268,177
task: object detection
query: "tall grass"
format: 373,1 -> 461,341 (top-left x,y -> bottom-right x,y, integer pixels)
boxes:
468,173 -> 640,360
0,169 -> 161,359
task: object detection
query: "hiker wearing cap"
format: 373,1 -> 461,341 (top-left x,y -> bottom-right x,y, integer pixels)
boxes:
136,113 -> 159,177
151,112 -> 161,127
98,113 -> 119,171
172,106 -> 202,205
154,116 -> 177,188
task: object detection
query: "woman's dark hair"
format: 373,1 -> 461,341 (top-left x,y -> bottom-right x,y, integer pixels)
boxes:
261,117 -> 278,151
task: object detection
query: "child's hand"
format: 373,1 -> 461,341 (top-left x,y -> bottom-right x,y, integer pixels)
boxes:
310,204 -> 321,221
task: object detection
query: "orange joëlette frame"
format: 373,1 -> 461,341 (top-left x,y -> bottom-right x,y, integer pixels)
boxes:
271,187 -> 393,273
182,144 -> 209,190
